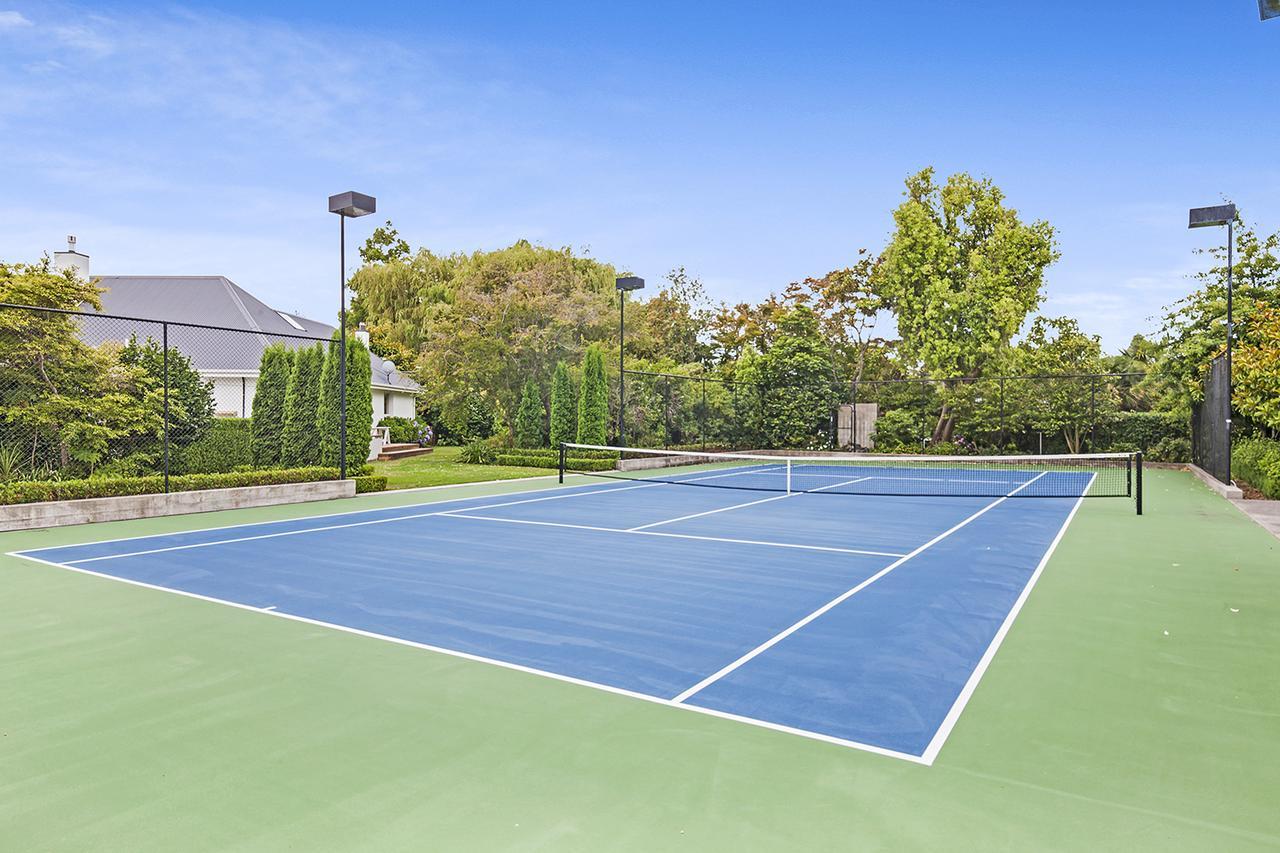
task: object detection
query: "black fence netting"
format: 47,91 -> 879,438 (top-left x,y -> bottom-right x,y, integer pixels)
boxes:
1191,355 -> 1230,484
0,302 -> 335,489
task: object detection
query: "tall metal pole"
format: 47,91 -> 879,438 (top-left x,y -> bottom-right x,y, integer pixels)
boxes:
618,291 -> 625,447
339,214 -> 347,479
162,322 -> 170,494
1226,220 -> 1234,471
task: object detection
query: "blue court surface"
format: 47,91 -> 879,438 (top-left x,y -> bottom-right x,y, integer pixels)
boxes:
14,464 -> 1092,764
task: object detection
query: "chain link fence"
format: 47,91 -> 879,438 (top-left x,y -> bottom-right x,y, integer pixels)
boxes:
0,302 -> 336,489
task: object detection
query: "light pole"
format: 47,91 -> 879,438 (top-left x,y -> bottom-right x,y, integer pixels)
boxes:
1189,202 -> 1237,476
615,276 -> 645,447
328,191 -> 377,479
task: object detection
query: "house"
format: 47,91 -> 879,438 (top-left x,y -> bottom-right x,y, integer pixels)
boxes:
53,239 -> 420,459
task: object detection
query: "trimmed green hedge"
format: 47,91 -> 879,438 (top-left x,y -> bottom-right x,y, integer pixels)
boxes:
0,467 -> 342,506
1233,438 -> 1280,499
354,474 -> 388,494
495,453 -> 617,472
173,418 -> 254,474
1101,412 -> 1188,453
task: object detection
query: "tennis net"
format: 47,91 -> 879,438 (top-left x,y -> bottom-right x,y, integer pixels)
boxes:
560,444 -> 1143,512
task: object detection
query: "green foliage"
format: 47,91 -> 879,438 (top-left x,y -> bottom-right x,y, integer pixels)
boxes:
359,220 -> 410,265
757,307 -> 832,448
1232,437 -> 1280,498
458,440 -> 497,464
118,334 -> 215,449
282,343 -> 325,467
1100,412 -> 1188,453
1233,304 -> 1280,431
251,344 -> 293,467
871,408 -> 921,450
1011,316 -> 1117,453
379,415 -> 433,444
1,260 -> 163,475
874,168 -> 1058,440
317,332 -> 374,470
354,474 -> 388,494
514,379 -> 545,448
0,467 -> 341,506
576,344 -> 609,445
1146,436 -> 1191,463
173,418 -> 253,474
549,361 -> 576,447
1160,219 -> 1280,406
349,240 -> 618,434
495,453 -> 615,471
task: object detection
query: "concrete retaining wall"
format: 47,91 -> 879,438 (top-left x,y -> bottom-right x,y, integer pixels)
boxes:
0,480 -> 357,532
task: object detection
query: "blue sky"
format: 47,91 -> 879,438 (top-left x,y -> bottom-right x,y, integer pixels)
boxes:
2,1 -> 1276,351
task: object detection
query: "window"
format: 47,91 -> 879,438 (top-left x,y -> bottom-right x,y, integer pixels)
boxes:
276,311 -> 306,331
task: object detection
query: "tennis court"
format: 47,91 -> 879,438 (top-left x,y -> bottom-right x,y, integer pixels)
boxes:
10,448 -> 1140,763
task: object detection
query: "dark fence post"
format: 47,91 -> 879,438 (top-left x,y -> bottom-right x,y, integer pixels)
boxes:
558,443 -> 566,484
700,375 -> 707,452
1089,375 -> 1098,450
851,379 -> 859,451
1136,451 -> 1143,516
998,376 -> 1006,451
162,321 -> 170,494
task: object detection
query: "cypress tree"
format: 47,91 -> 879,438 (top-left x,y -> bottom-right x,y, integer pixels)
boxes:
282,342 -> 325,467
515,378 -> 545,448
317,332 -> 374,471
576,344 -> 609,445
250,344 -> 293,467
549,360 -> 575,447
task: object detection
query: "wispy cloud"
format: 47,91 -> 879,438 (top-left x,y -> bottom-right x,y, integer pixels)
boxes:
0,10 -> 32,29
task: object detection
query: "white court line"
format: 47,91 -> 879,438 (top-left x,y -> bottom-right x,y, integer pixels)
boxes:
918,474 -> 1094,764
438,513 -> 907,559
23,463 -> 820,566
626,493 -> 792,531
7,551 -> 926,765
670,471 -> 1051,704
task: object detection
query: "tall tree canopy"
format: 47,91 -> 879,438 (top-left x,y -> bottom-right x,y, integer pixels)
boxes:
873,168 -> 1059,439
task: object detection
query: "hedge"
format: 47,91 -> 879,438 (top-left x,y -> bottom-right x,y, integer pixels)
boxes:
173,418 -> 254,474
1100,412 -> 1188,452
0,467 -> 342,506
1232,437 -> 1280,499
495,453 -> 617,472
354,474 -> 388,494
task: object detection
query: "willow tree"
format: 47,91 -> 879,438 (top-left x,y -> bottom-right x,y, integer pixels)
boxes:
874,168 -> 1058,442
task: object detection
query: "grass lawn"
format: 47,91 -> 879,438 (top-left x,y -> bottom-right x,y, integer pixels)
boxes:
371,444 -> 553,490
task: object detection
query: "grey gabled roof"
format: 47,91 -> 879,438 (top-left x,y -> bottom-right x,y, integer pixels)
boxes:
78,276 -> 420,392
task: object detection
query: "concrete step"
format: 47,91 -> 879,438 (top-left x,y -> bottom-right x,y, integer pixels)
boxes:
377,445 -> 434,461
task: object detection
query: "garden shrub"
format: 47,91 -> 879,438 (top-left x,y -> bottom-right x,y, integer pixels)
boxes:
1232,437 -> 1280,498
251,344 -> 293,467
515,379 -> 545,448
458,440 -> 497,465
1101,412 -> 1188,453
173,418 -> 254,474
354,474 -> 388,494
1146,436 -> 1191,463
0,467 -> 341,506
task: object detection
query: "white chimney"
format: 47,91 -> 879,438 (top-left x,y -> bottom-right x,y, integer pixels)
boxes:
53,235 -> 90,279
356,321 -> 370,346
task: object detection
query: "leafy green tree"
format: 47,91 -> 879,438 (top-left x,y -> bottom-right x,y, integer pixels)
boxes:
874,168 -> 1059,441
549,361 -> 576,447
0,260 -> 162,475
250,344 -> 293,467
631,267 -> 713,366
1012,316 -> 1117,453
1160,217 -> 1280,406
515,379 -> 545,448
119,334 -> 214,450
282,343 -> 325,466
359,220 -> 411,265
317,332 -> 374,470
576,343 -> 609,445
1233,305 -> 1280,432
756,307 -> 832,448
731,346 -> 766,447
349,240 -> 618,437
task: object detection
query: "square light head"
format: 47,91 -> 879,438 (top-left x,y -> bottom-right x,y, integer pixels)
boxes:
328,191 -> 377,217
1262,0 -> 1280,20
615,276 -> 645,292
1188,204 -> 1236,229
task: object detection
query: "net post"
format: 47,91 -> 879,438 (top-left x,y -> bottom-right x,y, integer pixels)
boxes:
558,443 -> 566,484
786,458 -> 792,495
1135,451 -> 1143,515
